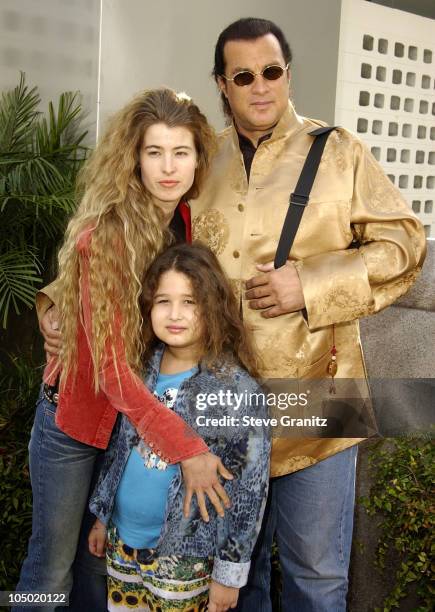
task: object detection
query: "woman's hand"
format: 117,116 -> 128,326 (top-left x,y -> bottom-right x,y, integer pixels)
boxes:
88,518 -> 107,557
40,305 -> 62,358
181,452 -> 233,522
207,581 -> 239,612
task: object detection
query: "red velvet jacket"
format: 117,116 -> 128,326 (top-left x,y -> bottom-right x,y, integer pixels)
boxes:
43,202 -> 207,463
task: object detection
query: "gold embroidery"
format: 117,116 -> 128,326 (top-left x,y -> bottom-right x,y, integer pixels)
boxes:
319,129 -> 348,173
365,155 -> 409,213
192,209 -> 230,255
361,242 -> 400,283
318,284 -> 374,320
375,269 -> 422,306
255,328 -> 306,378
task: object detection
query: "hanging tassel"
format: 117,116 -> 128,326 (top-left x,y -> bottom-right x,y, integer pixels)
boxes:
327,324 -> 337,394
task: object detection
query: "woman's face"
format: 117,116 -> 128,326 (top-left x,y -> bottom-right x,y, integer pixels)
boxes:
139,123 -> 198,221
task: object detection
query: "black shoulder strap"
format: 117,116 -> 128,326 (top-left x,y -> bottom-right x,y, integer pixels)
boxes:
274,126 -> 337,268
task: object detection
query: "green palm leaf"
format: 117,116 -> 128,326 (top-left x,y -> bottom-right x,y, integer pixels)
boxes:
0,72 -> 40,154
0,250 -> 41,328
0,73 -> 89,328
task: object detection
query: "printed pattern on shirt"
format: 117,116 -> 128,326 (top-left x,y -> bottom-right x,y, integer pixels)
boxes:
135,387 -> 179,471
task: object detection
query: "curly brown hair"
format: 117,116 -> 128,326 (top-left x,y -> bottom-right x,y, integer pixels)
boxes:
141,242 -> 260,378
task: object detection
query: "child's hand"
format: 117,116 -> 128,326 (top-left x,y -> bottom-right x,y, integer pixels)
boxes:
88,519 -> 107,557
207,580 -> 239,612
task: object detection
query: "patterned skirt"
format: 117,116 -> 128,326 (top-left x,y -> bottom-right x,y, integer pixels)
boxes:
106,525 -> 212,611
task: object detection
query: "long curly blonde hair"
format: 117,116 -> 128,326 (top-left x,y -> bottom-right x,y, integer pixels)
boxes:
56,88 -> 216,390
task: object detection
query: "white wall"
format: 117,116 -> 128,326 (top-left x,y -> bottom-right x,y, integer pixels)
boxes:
0,0 -> 100,142
98,0 -> 341,132
335,0 -> 435,236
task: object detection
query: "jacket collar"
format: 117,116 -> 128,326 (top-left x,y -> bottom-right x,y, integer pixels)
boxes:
144,343 -> 206,390
230,100 -> 304,150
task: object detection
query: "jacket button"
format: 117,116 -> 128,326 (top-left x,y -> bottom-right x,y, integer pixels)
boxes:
233,250 -> 240,259
238,203 -> 244,212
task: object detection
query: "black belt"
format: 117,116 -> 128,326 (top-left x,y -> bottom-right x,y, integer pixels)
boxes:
43,383 -> 59,405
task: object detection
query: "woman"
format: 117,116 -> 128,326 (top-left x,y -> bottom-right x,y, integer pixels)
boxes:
16,89 -> 231,610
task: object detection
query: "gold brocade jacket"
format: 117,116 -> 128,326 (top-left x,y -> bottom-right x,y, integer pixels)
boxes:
191,103 -> 426,477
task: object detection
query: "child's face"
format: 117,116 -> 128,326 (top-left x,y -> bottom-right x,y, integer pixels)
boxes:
151,270 -> 203,354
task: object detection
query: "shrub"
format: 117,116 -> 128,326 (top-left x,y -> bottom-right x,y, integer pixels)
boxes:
360,437 -> 434,611
0,354 -> 40,590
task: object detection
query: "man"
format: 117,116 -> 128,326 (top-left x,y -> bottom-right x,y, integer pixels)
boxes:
38,17 -> 425,612
190,17 -> 426,612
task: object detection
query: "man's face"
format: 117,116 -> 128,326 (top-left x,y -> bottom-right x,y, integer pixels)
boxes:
218,34 -> 290,143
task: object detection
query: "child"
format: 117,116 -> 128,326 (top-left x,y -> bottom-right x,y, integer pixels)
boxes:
88,243 -> 271,612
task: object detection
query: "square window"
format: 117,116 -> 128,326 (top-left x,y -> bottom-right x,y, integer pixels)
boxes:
392,70 -> 402,84
429,152 -> 435,165
359,91 -> 370,106
419,100 -> 429,114
432,102 -> 435,115
400,150 -> 410,163
361,63 -> 372,79
376,66 -> 386,81
406,72 -> 416,86
408,46 -> 417,60
357,118 -> 368,133
363,35 -> 374,51
416,151 -> 425,164
422,75 -> 431,88
412,200 -> 421,213
398,175 -> 408,188
372,120 -> 382,135
402,124 -> 412,137
394,42 -> 404,57
424,201 -> 433,213
387,148 -> 396,162
423,49 -> 432,64
371,146 -> 381,161
430,127 -> 435,140
378,39 -> 388,54
424,225 -> 431,238
427,177 -> 435,189
404,98 -> 414,112
374,93 -> 384,108
387,174 -> 395,184
417,125 -> 427,139
414,176 -> 423,188
390,95 -> 400,110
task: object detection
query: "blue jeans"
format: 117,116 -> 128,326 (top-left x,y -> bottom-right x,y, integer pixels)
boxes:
69,456 -> 107,612
236,446 -> 358,612
15,388 -> 100,611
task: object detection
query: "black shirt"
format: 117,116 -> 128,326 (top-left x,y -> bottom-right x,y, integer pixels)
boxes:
169,204 -> 187,242
237,132 -> 272,181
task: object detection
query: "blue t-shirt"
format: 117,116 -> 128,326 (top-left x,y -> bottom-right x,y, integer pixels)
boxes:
111,367 -> 196,549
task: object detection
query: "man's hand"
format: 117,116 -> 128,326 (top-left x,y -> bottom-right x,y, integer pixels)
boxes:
40,305 -> 62,358
207,581 -> 239,612
181,452 -> 233,522
88,518 -> 107,558
245,261 -> 305,318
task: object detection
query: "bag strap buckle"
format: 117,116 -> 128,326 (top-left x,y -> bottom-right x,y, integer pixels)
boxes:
290,192 -> 309,207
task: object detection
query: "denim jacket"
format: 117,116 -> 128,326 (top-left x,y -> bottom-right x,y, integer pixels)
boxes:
89,344 -> 271,588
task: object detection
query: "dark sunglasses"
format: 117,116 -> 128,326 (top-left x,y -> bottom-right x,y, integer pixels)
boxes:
221,64 -> 289,87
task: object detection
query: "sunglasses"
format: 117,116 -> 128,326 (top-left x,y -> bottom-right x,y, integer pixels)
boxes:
221,64 -> 289,87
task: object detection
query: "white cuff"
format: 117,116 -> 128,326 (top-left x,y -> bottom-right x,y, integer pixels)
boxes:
211,558 -> 251,588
